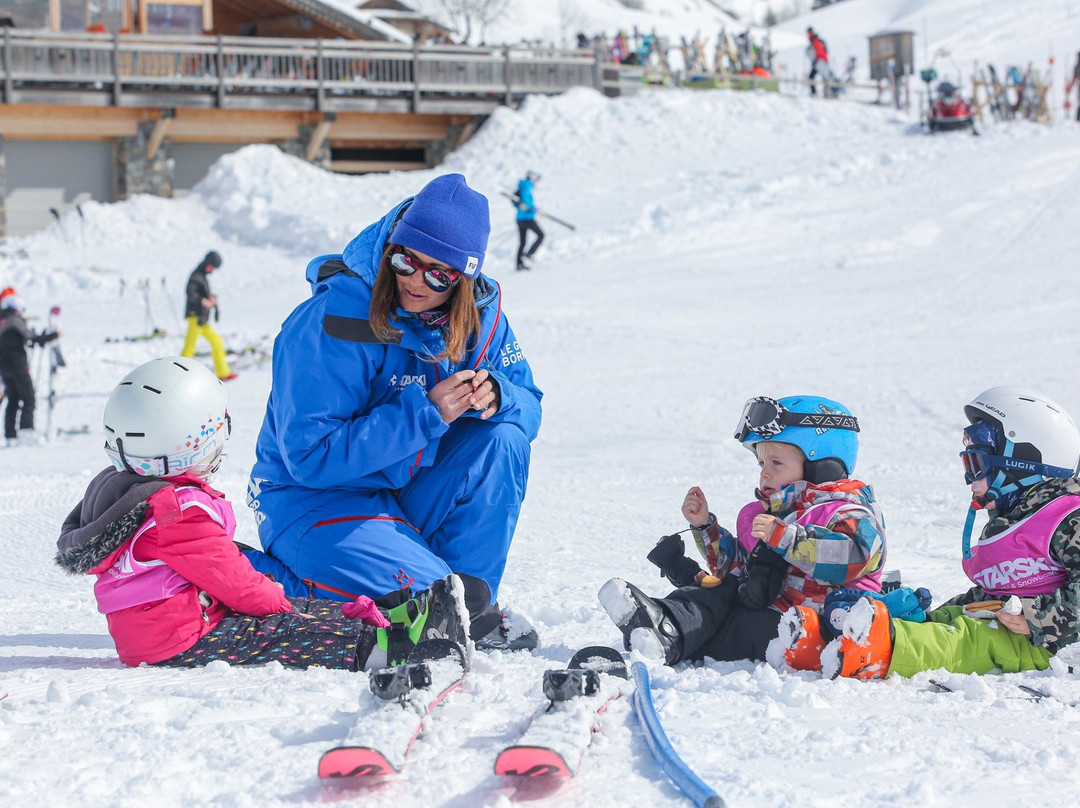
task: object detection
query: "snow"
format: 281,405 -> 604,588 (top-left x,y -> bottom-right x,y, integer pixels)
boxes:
4,1 -> 1080,806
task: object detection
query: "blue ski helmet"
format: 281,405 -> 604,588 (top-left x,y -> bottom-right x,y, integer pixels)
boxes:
734,395 -> 860,483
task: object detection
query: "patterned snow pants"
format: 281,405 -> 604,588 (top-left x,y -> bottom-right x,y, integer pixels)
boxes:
156,598 -> 376,671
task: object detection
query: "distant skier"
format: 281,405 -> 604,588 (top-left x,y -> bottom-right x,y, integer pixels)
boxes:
180,251 -> 235,381
0,294 -> 59,446
807,27 -> 837,97
514,171 -> 545,271
55,356 -> 468,670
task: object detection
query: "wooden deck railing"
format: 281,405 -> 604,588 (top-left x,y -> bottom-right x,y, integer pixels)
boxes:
0,29 -> 612,112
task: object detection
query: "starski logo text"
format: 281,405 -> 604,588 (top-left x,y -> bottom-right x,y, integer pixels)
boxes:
389,374 -> 427,392
972,556 -> 1057,590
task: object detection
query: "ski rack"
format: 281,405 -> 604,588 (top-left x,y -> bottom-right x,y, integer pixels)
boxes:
631,662 -> 724,808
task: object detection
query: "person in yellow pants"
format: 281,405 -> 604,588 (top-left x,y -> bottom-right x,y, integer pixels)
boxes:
180,251 -> 236,381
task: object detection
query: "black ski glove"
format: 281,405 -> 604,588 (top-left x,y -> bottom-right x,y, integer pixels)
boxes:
646,534 -> 703,588
738,540 -> 789,610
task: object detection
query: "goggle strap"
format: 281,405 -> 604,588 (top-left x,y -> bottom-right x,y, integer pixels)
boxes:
777,411 -> 860,433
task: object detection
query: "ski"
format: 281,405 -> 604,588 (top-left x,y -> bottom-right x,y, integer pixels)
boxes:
494,645 -> 629,778
43,306 -> 66,443
928,677 -> 1052,702
318,638 -> 467,780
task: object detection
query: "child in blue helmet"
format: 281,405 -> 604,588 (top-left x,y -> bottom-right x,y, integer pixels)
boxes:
826,386 -> 1080,681
599,395 -> 887,669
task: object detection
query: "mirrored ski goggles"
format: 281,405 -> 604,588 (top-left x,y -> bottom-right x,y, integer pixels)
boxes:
959,447 -> 1074,486
389,247 -> 461,293
733,396 -> 860,442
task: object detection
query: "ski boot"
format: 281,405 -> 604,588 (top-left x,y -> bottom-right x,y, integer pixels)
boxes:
473,604 -> 540,652
377,574 -> 470,666
778,604 -> 826,671
598,578 -> 682,665
822,597 -> 894,681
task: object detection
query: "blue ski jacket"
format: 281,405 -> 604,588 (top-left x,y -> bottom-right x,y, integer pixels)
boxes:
515,178 -> 537,222
249,197 -> 543,541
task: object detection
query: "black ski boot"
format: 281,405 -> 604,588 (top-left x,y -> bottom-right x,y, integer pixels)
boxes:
381,574 -> 470,665
598,578 -> 683,665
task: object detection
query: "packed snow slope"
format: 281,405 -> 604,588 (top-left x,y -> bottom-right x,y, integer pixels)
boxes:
3,83 -> 1080,807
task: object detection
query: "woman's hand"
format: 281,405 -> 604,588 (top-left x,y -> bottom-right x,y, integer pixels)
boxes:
682,486 -> 709,526
428,369 -> 480,423
469,368 -> 500,419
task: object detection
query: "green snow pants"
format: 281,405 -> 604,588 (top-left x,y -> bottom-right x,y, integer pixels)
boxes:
888,606 -> 1052,677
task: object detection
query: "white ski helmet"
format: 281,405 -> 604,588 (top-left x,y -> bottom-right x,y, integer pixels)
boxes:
962,386 -> 1080,506
103,356 -> 230,478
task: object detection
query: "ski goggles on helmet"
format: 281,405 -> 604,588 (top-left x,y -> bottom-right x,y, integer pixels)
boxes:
733,396 -> 860,442
389,247 -> 461,293
960,420 -> 1074,485
105,412 -> 232,478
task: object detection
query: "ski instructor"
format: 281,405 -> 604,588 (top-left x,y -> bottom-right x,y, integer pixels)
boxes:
245,173 -> 543,646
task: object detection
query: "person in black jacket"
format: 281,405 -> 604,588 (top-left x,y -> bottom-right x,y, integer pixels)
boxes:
0,295 -> 59,445
179,251 -> 235,381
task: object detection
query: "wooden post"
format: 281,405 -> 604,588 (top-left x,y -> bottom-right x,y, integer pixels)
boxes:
112,32 -> 122,106
146,109 -> 174,160
3,29 -> 12,104
216,35 -> 225,108
305,112 -> 335,162
412,39 -> 421,112
316,39 -> 325,112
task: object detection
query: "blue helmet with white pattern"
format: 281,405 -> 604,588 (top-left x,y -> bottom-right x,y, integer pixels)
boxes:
735,395 -> 860,483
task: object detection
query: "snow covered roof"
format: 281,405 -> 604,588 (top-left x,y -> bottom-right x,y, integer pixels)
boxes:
295,0 -> 414,43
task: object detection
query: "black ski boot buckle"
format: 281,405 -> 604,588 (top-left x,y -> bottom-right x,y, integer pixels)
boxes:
543,668 -> 600,705
370,661 -> 432,703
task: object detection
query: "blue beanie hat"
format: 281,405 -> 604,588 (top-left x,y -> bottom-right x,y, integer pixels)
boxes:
389,174 -> 489,277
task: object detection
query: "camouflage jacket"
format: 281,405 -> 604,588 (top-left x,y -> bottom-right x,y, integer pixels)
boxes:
942,477 -> 1080,653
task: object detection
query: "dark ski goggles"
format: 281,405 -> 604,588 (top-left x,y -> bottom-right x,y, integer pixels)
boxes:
733,396 -> 860,442
960,420 -> 1073,484
959,448 -> 1073,486
390,247 -> 461,293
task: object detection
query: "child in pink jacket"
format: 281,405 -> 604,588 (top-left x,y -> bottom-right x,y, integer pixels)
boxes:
56,356 -> 465,669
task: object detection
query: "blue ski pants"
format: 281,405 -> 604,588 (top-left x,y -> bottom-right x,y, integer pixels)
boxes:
247,419 -> 531,605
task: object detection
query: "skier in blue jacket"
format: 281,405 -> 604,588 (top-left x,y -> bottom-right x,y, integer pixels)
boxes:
514,171 -> 544,271
246,174 -> 543,646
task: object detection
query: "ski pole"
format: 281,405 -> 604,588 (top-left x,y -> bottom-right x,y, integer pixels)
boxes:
500,191 -> 577,231
49,208 -> 80,269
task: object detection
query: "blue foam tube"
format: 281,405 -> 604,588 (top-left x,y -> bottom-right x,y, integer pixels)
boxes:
631,662 -> 724,808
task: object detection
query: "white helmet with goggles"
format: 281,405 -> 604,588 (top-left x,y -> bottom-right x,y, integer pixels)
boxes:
961,386 -> 1080,509
103,356 -> 231,478
735,395 -> 860,484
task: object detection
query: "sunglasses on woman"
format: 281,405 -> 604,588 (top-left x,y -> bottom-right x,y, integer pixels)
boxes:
389,247 -> 461,293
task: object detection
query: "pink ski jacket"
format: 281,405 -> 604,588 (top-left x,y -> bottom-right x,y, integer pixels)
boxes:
57,468 -> 291,666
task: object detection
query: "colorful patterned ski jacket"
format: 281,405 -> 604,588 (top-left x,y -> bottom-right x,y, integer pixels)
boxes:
248,196 -> 543,542
692,479 -> 886,612
942,477 -> 1080,653
56,467 -> 291,666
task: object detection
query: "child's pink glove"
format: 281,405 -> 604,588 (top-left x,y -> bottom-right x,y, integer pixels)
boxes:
342,596 -> 391,627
